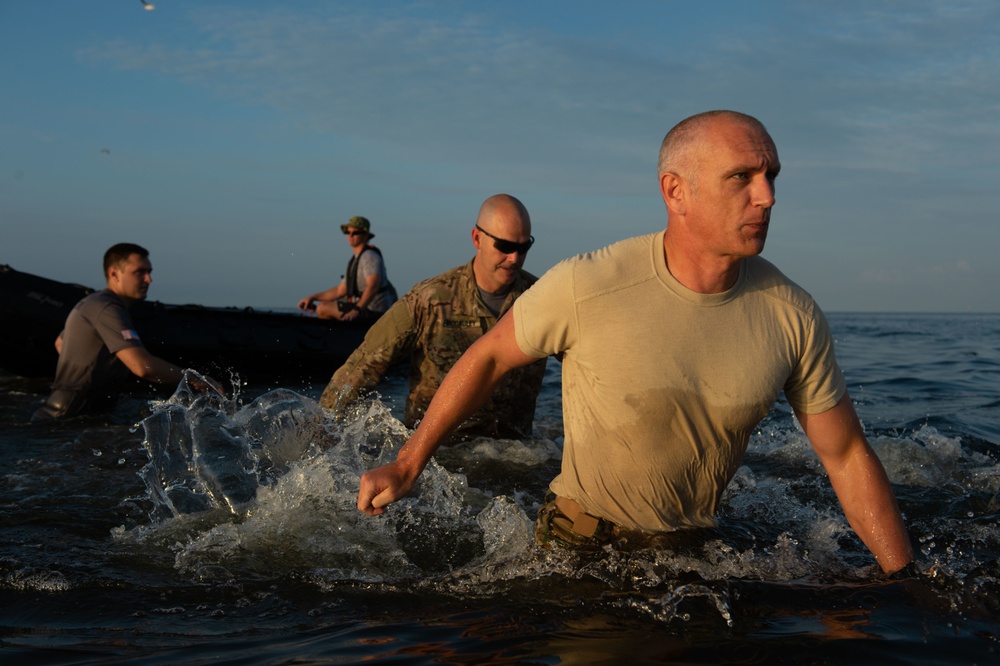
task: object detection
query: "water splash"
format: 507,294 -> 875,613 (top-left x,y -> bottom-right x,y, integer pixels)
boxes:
138,377 -> 327,521
120,379 -> 1000,626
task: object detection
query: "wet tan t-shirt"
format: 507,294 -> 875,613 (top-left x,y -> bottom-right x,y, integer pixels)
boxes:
513,231 -> 845,532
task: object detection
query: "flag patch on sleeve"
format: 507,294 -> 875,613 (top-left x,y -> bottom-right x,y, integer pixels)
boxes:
121,329 -> 141,341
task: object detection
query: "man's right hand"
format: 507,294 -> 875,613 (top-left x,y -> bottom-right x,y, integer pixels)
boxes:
357,461 -> 418,516
190,374 -> 225,396
355,312 -> 535,518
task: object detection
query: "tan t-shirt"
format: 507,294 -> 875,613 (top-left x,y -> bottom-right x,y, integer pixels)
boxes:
513,231 -> 846,532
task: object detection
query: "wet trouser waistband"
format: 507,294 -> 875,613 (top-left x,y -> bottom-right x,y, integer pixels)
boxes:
538,495 -> 717,552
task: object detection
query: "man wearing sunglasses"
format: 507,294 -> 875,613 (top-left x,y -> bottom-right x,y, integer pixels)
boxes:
355,111 -> 915,577
320,193 -> 546,440
297,216 -> 397,322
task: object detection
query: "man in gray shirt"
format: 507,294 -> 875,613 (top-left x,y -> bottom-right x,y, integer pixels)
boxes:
34,243 -> 218,420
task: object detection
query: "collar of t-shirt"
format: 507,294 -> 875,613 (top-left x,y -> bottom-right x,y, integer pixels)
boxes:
477,285 -> 510,318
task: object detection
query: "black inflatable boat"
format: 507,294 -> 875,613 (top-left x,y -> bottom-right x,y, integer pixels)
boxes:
0,264 -> 372,384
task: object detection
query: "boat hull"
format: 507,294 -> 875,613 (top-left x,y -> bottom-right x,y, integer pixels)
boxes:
0,264 -> 371,384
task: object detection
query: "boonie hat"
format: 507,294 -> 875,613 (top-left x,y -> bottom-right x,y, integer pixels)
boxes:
340,216 -> 373,238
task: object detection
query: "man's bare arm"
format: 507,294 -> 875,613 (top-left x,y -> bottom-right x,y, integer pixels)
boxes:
116,346 -> 223,393
796,393 -> 914,575
117,346 -> 185,384
353,273 -> 382,312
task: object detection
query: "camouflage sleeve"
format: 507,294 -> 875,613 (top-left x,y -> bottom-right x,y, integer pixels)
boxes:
318,298 -> 416,411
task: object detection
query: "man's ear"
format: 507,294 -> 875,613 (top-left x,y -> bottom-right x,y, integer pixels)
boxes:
660,172 -> 687,216
107,263 -> 122,286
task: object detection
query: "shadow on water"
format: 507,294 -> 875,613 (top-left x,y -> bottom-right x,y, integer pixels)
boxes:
2,361 -> 1000,663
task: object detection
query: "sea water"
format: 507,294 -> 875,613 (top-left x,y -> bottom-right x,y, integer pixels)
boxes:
1,312 -> 998,664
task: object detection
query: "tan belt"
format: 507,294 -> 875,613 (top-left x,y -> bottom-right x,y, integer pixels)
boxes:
553,496 -> 606,538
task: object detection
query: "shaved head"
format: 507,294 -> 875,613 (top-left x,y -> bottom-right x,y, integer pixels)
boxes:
657,110 -> 771,185
476,193 -> 531,229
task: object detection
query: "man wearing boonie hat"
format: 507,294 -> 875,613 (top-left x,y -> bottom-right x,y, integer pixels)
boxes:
297,216 -> 397,321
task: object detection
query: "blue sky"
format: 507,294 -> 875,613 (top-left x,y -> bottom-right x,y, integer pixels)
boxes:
3,1 -> 998,312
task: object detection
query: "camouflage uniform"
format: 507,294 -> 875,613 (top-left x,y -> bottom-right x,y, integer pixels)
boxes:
320,260 -> 546,439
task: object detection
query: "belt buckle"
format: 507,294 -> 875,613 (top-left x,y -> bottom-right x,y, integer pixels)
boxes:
570,512 -> 600,538
554,496 -> 603,538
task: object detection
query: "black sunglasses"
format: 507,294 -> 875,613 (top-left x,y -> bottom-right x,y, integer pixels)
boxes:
343,230 -> 366,237
475,225 -> 534,255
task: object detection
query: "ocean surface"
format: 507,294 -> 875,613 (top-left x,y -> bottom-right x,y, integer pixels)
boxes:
1,312 -> 998,665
